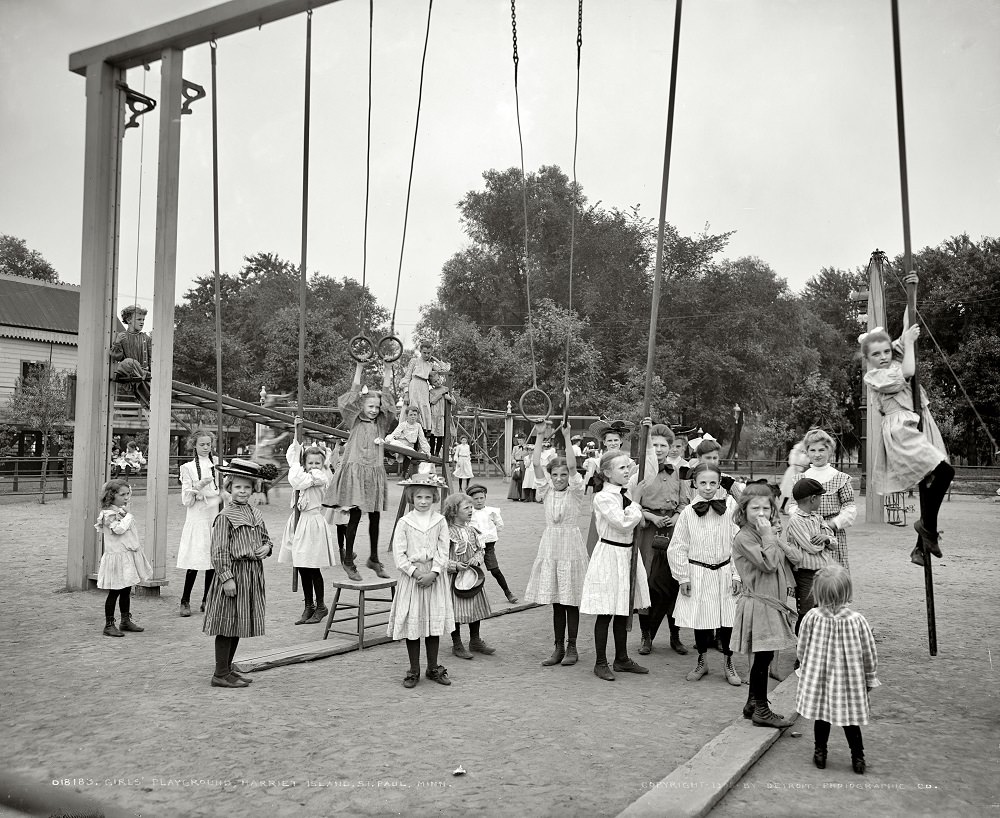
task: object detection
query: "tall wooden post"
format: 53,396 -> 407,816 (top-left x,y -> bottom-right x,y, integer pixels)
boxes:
864,253 -> 887,525
67,62 -> 125,590
504,404 -> 513,477
143,48 -> 185,593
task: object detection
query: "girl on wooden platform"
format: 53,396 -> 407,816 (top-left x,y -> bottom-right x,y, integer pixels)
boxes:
796,565 -> 879,774
177,429 -> 224,618
523,423 -> 589,667
861,303 -> 953,565
427,371 -> 456,458
401,341 -> 449,433
445,493 -> 495,660
279,432 -> 338,625
96,479 -> 152,637
203,460 -> 275,688
328,361 -> 396,581
385,405 -> 430,481
668,463 -> 742,686
386,474 -> 454,688
730,483 -> 797,728
580,449 -> 650,681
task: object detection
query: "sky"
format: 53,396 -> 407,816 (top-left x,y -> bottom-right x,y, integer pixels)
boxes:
1,0 -> 997,342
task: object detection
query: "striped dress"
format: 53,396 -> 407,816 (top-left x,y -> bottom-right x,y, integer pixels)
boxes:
203,503 -> 272,638
796,606 -> 881,726
449,524 -> 492,624
792,465 -> 856,571
668,497 -> 739,630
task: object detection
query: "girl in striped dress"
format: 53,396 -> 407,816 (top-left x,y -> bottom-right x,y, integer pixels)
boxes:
580,449 -> 650,681
177,429 -> 225,617
796,565 -> 880,774
668,463 -> 742,686
203,461 -> 274,689
789,429 -> 856,572
279,433 -> 338,625
861,311 -> 953,565
445,493 -> 495,659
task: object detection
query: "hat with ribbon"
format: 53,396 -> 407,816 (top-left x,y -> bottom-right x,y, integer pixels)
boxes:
398,473 -> 448,488
216,459 -> 279,482
588,419 -> 634,442
453,564 -> 486,598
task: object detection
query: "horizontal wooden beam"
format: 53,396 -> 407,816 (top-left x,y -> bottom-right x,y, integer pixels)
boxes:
69,0 -> 344,75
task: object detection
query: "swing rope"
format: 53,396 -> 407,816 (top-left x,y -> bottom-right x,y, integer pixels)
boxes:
209,41 -> 224,455
131,65 -> 149,311
511,0 -> 551,422
560,0 -> 583,426
390,0 -> 434,339
297,9 -> 313,431
360,0 -> 373,332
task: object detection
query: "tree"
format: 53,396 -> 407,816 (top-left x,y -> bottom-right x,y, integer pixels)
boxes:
5,365 -> 71,503
0,234 -> 59,282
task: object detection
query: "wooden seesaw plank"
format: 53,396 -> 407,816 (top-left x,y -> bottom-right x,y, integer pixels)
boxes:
233,603 -> 540,673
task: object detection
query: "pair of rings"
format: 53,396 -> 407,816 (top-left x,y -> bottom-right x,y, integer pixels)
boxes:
519,386 -> 571,427
349,334 -> 403,363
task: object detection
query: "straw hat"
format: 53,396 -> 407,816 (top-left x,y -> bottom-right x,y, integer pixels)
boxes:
453,564 -> 486,598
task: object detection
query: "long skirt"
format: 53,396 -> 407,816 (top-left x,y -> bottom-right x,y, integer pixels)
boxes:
277,508 -> 338,568
202,559 -> 266,638
523,523 -> 589,606
387,569 -> 454,640
453,586 -> 492,624
580,542 -> 651,616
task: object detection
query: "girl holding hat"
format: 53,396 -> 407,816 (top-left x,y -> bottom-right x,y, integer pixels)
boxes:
444,493 -> 495,660
202,459 -> 276,688
387,473 -> 454,688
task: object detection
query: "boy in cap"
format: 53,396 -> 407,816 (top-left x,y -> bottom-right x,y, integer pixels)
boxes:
778,477 -> 836,635
467,483 -> 518,603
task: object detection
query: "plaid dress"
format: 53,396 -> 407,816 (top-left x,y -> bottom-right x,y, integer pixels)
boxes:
796,606 -> 881,726
203,503 -> 272,638
793,466 -> 855,571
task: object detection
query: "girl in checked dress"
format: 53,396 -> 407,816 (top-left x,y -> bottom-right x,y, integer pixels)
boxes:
524,423 -> 589,667
796,564 -> 879,774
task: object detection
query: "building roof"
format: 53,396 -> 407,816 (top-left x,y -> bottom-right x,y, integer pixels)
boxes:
0,274 -> 80,334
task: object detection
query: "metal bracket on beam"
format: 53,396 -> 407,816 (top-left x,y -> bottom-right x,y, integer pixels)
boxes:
181,79 -> 206,115
117,82 -> 156,130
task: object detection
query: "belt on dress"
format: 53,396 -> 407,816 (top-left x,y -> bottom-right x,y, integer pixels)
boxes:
642,506 -> 676,515
741,588 -> 797,618
689,557 -> 730,571
600,538 -> 633,548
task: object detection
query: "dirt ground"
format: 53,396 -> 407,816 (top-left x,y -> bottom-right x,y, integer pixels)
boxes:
0,480 -> 997,817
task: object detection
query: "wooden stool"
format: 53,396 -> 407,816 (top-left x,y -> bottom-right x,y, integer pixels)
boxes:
323,576 -> 397,650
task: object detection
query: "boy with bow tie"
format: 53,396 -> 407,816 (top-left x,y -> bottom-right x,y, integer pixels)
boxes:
668,462 -> 743,686
629,424 -> 691,656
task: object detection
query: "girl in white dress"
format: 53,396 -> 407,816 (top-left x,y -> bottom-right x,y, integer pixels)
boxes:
279,433 -> 338,625
860,293 -> 953,565
580,450 -> 651,681
177,429 -> 224,617
96,479 -> 152,637
387,475 -> 455,688
452,436 -> 474,493
524,423 -> 589,667
669,463 -> 742,686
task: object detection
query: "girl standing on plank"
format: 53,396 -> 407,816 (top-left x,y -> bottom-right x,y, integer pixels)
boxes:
668,463 -> 742,686
177,429 -> 224,617
524,423 -> 589,667
96,479 -> 152,637
579,448 -> 651,681
861,289 -> 953,565
328,361 -> 396,581
731,482 -> 797,728
279,429 -> 338,625
203,459 -> 275,688
386,474 -> 454,688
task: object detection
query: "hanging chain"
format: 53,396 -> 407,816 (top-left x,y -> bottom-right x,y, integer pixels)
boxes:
511,0 -> 538,391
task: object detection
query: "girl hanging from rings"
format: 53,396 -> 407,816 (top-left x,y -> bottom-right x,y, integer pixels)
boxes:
860,278 -> 953,566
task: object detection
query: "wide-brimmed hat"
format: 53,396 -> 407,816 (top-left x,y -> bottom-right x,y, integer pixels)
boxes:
589,419 -> 634,441
399,473 -> 448,488
453,564 -> 486,598
216,459 -> 275,481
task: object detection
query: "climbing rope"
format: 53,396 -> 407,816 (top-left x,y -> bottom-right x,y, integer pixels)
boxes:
210,40 -> 224,453
131,65 -> 150,312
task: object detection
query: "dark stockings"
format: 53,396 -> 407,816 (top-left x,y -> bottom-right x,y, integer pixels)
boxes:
341,507 -> 381,563
490,568 -> 512,596
918,460 -> 954,534
104,588 -> 130,618
695,627 -> 732,656
296,568 -> 324,607
181,569 -> 215,605
749,650 -> 774,703
814,720 -> 864,757
552,603 -> 580,642
214,635 -> 240,678
406,636 -> 441,672
452,622 -> 482,640
594,614 -> 629,665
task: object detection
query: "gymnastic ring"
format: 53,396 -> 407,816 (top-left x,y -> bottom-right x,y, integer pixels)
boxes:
349,335 -> 375,363
377,335 -> 403,363
518,386 -> 553,425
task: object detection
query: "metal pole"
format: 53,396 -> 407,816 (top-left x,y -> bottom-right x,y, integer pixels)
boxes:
210,42 -> 224,456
